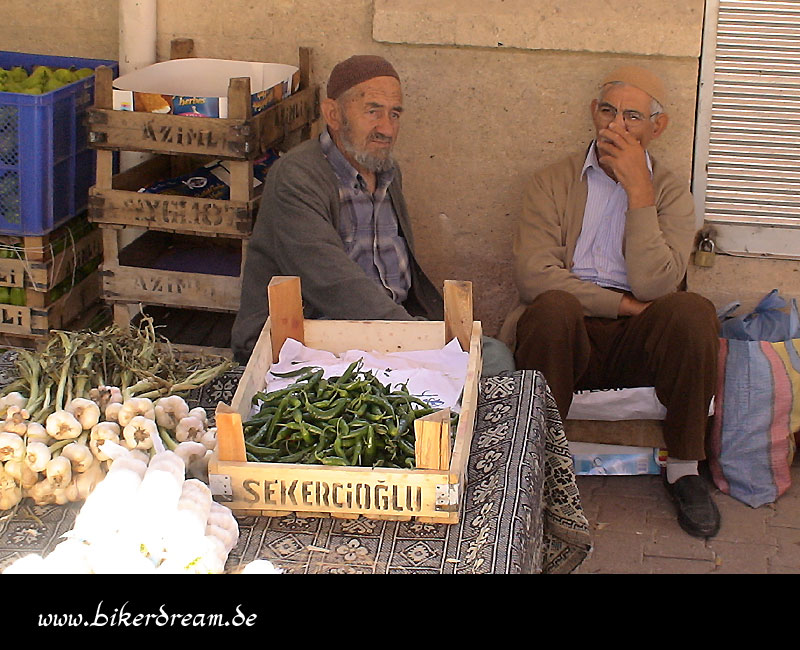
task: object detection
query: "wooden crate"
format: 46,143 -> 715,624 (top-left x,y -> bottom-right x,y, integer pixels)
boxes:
566,419 -> 666,448
0,270 -> 102,343
87,43 -> 320,235
88,154 -> 258,239
0,227 -> 102,305
208,276 -> 482,524
98,227 -> 242,318
86,40 -> 321,333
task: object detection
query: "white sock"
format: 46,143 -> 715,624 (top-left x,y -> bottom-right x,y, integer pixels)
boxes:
665,458 -> 699,484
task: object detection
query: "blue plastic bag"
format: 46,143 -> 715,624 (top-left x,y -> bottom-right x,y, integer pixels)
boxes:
720,289 -> 800,342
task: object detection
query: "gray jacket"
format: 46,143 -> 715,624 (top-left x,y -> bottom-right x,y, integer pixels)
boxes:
231,138 -> 444,362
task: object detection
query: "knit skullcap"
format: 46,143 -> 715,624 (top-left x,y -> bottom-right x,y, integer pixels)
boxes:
601,65 -> 667,107
326,55 -> 400,100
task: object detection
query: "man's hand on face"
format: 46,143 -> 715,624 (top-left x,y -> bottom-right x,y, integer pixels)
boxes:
596,121 -> 656,210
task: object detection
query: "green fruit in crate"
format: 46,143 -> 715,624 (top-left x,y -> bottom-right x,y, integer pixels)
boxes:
43,77 -> 64,93
0,287 -> 9,304
53,68 -> 77,84
8,67 -> 27,83
8,288 -> 25,306
75,67 -> 94,80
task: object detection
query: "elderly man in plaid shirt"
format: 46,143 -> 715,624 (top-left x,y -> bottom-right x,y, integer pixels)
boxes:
233,54 -> 514,376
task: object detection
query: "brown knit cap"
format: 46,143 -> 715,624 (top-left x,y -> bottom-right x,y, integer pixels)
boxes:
601,65 -> 667,107
326,55 -> 400,100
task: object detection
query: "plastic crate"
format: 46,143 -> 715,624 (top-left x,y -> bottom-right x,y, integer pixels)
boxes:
0,51 -> 118,236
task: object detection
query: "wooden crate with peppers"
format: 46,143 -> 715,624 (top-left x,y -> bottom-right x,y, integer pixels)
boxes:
208,276 -> 482,524
0,215 -> 104,342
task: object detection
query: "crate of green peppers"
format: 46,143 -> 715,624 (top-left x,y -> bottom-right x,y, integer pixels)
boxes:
208,277 -> 482,524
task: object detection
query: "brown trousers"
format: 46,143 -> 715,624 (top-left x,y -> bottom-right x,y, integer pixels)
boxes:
514,290 -> 720,460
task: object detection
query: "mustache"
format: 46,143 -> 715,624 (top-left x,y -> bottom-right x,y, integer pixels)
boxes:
369,132 -> 393,143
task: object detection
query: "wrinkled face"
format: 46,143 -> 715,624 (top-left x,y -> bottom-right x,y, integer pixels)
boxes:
591,83 -> 667,150
327,76 -> 403,173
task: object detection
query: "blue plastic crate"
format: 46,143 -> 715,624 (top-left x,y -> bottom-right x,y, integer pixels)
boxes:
0,52 -> 118,236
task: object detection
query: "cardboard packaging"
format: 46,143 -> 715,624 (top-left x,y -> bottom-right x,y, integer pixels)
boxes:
112,58 -> 300,118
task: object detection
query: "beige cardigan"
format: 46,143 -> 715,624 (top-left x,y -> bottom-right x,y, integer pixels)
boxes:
499,148 -> 697,348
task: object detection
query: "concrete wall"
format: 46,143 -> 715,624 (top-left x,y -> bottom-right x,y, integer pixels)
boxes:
14,0 -> 785,334
0,0 -> 118,60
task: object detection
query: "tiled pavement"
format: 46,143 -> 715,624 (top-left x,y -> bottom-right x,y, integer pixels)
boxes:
571,458 -> 800,574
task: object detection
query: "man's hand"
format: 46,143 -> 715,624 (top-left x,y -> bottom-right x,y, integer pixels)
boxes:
596,122 -> 656,209
618,293 -> 652,317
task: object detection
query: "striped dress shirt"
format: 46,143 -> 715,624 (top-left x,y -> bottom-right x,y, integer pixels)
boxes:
571,142 -> 653,292
320,129 -> 411,304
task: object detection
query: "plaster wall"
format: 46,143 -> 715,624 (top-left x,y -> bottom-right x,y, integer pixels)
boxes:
9,1 -> 788,334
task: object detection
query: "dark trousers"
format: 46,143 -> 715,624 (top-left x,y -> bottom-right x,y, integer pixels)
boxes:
514,290 -> 720,460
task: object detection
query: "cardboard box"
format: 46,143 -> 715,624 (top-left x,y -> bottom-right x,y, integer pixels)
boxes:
112,58 -> 300,118
569,441 -> 666,476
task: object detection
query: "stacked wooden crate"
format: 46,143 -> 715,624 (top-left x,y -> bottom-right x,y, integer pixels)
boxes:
0,216 -> 106,347
86,41 -> 320,348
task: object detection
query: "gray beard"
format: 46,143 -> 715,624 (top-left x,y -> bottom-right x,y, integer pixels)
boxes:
339,128 -> 395,173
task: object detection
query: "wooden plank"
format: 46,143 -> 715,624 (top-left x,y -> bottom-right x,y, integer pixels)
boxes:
90,186 -> 256,238
87,109 -> 248,158
250,86 -> 320,154
101,262 -> 241,311
304,319 -> 443,355
0,259 -> 25,288
112,303 -> 130,329
267,276 -> 304,363
230,316 -> 273,420
100,226 -> 120,263
170,37 -> 195,60
215,409 -> 246,462
92,65 -> 115,191
86,86 -> 318,160
566,419 -> 667,448
93,65 -> 113,110
414,409 -> 450,471
207,455 -> 451,519
227,77 -> 252,121
299,47 -> 311,91
444,280 -> 473,352
447,321 -> 482,498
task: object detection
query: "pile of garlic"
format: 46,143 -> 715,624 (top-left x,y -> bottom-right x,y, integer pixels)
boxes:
2,444 -> 239,574
0,389 -> 217,511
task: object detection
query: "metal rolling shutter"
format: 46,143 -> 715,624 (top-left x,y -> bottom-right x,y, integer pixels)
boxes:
703,0 -> 800,233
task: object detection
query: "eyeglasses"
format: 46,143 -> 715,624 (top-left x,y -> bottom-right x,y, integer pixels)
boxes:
596,102 -> 661,127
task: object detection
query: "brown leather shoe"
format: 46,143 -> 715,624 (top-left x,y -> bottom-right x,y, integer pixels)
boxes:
664,474 -> 721,538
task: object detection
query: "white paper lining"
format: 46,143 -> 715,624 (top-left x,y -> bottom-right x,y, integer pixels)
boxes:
260,338 -> 468,414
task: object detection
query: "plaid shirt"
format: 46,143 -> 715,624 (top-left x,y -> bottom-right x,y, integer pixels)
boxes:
320,129 -> 411,304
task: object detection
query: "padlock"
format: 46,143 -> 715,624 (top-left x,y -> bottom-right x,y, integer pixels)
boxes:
694,237 -> 716,268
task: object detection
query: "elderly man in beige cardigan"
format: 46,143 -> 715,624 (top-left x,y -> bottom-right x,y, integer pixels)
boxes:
500,66 -> 721,538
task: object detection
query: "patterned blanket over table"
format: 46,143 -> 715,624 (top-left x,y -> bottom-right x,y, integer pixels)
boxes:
0,350 -> 591,574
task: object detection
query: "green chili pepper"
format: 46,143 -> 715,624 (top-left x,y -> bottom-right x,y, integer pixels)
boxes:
348,438 -> 363,466
319,455 -> 349,466
269,365 -> 321,378
363,425 -> 377,465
